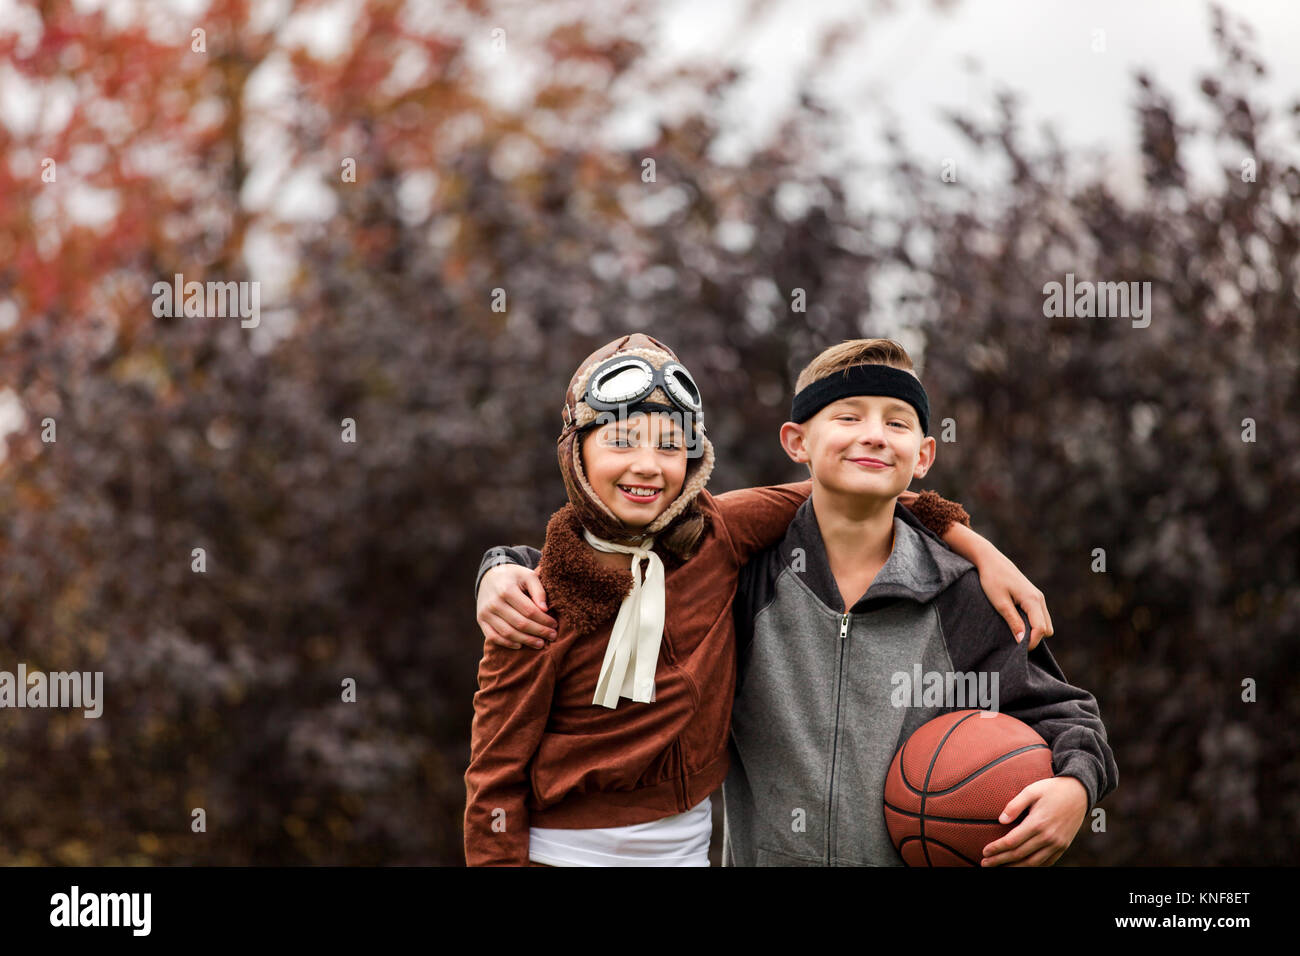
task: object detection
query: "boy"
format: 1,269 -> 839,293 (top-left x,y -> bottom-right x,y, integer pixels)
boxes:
722,339 -> 1117,865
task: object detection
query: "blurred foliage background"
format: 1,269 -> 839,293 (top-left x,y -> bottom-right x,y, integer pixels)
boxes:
0,0 -> 1295,864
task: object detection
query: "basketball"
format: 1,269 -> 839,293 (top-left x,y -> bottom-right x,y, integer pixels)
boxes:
884,709 -> 1054,866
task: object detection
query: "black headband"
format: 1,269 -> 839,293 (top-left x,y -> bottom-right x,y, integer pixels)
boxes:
790,364 -> 930,435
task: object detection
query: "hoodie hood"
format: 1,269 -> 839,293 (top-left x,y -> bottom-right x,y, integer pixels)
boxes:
776,496 -> 974,612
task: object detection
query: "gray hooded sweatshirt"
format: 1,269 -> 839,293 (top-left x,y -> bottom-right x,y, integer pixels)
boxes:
722,495 -> 1117,866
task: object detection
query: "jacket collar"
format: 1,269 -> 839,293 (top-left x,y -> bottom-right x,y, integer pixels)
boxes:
535,505 -> 640,639
776,495 -> 973,613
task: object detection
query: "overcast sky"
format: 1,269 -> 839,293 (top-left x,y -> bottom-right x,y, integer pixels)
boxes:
4,0 -> 1295,203
638,0 -> 1299,203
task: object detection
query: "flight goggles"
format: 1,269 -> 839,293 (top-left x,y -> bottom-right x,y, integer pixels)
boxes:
574,354 -> 703,422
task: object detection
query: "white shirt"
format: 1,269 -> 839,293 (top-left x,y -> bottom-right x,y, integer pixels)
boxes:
528,796 -> 713,866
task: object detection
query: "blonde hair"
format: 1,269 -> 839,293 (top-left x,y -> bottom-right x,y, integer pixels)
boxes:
794,338 -> 919,394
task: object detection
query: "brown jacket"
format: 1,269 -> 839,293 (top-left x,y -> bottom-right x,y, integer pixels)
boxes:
463,481 -> 969,866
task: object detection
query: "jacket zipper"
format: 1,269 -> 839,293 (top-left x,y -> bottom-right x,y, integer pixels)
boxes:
826,611 -> 850,864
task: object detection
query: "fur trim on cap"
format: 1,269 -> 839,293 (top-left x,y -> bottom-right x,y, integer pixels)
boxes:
566,419 -> 714,536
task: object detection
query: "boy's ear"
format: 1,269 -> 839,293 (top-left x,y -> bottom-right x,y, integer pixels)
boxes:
779,421 -> 809,465
912,435 -> 937,479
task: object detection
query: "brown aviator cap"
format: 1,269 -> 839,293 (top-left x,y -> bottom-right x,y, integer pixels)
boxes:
556,333 -> 716,562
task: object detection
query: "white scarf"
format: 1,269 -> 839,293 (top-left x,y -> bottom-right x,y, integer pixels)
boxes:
583,528 -> 666,709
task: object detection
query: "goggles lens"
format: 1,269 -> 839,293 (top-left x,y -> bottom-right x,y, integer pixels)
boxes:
663,363 -> 701,412
591,358 -> 654,404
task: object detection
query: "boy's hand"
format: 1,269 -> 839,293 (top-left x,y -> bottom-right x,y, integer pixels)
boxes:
980,775 -> 1088,866
477,565 -> 557,650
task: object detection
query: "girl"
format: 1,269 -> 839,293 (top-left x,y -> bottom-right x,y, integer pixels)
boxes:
464,333 -> 1049,866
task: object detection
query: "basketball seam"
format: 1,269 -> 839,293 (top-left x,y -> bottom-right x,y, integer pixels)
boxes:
901,742 -> 1050,797
918,711 -> 981,867
898,835 -> 981,867
883,802 -> 1006,826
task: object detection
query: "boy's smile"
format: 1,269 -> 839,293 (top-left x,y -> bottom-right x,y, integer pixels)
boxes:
847,455 -> 891,469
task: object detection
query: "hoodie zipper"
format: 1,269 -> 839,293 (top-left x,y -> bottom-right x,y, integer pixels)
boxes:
826,610 -> 850,864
